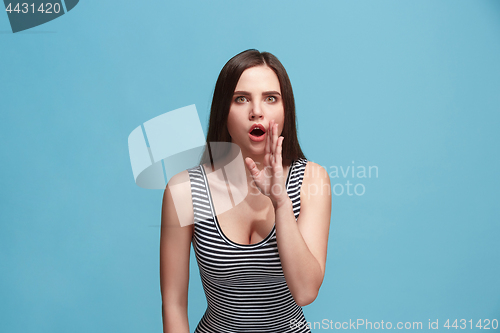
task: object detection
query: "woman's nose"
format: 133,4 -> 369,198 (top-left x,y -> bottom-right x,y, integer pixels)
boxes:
249,102 -> 264,119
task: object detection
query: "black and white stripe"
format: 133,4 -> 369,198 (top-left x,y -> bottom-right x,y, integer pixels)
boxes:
188,158 -> 310,333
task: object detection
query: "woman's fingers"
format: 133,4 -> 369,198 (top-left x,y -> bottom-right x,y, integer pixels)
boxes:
247,121 -> 285,201
265,120 -> 272,156
266,120 -> 274,166
272,123 -> 278,164
276,136 -> 283,167
244,157 -> 260,179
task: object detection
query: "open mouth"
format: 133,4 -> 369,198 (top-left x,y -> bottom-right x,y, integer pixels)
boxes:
250,127 -> 265,137
249,124 -> 266,142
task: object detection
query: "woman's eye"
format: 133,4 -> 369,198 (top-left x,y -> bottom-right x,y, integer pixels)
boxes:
235,96 -> 248,103
266,96 -> 277,102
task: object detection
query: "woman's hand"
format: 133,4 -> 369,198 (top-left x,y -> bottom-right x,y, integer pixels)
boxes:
244,119 -> 289,209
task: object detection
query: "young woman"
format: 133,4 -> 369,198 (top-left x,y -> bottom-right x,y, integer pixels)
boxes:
160,49 -> 331,332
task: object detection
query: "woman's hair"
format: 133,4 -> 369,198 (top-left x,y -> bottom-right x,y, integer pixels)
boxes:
199,49 -> 305,166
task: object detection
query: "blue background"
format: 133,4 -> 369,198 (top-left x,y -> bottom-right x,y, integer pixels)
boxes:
1,1 -> 499,332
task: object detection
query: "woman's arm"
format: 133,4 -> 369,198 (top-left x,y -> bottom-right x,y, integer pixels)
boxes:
274,161 -> 331,306
244,121 -> 332,306
160,171 -> 193,333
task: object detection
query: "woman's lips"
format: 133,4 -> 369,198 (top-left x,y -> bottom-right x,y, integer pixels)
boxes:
249,131 -> 266,142
248,124 -> 266,142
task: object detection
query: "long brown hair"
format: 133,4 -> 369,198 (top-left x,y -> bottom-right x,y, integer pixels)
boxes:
200,49 -> 305,166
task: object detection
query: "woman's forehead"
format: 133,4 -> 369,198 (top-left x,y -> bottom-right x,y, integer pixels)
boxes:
234,66 -> 281,92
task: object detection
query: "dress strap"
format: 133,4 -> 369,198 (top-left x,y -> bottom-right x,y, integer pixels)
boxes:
288,158 -> 308,220
187,166 -> 213,224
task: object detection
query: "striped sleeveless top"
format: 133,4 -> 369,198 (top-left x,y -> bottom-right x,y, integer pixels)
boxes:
187,158 -> 311,333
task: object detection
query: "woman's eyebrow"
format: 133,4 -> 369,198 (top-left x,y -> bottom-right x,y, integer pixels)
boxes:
233,91 -> 251,96
262,91 -> 281,96
233,91 -> 281,96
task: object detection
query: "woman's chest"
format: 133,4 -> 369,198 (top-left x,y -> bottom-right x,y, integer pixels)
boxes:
215,196 -> 275,246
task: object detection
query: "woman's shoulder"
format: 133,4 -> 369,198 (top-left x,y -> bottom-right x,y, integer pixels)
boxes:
300,160 -> 330,190
301,159 -> 322,172
166,169 -> 191,189
163,168 -> 197,228
167,164 -> 206,186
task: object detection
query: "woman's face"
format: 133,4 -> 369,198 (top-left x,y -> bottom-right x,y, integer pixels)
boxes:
227,65 -> 285,157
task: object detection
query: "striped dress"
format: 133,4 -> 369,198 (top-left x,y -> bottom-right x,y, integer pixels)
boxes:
187,158 -> 311,333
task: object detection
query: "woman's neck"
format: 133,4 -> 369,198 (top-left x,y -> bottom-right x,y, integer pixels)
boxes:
208,144 -> 265,191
